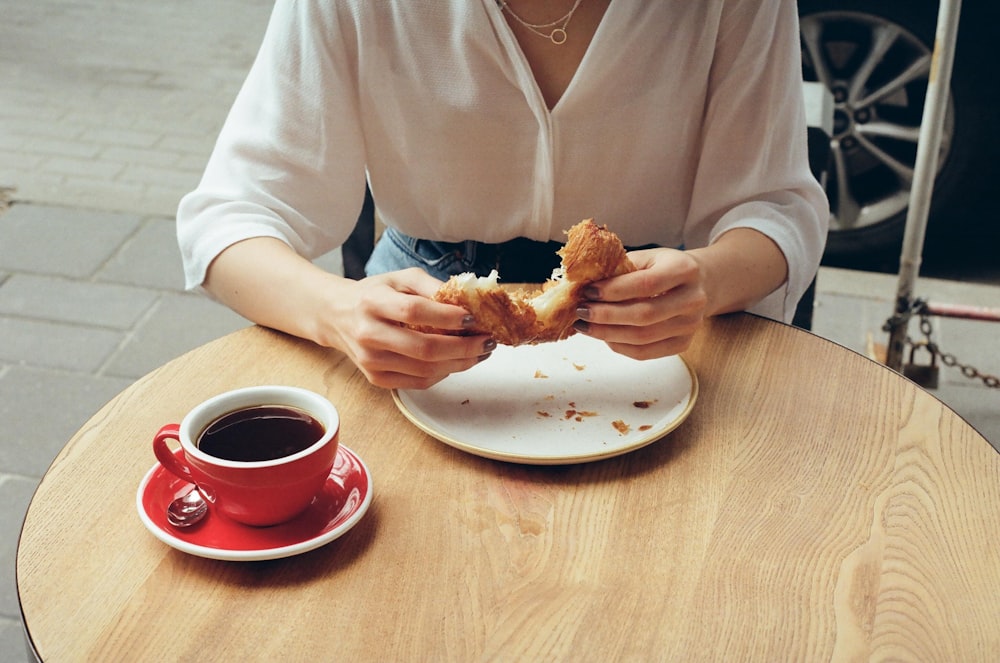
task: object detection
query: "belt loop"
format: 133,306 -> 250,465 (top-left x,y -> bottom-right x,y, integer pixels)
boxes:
493,240 -> 503,274
463,240 -> 478,272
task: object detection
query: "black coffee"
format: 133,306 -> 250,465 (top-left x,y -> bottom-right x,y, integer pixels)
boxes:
197,405 -> 325,462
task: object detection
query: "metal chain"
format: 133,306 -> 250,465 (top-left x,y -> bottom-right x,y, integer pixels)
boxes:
914,303 -> 1000,389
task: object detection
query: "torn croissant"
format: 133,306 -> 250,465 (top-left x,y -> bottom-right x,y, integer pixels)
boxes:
426,219 -> 636,346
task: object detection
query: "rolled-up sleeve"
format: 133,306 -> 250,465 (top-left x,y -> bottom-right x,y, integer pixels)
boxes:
176,0 -> 367,290
684,0 -> 829,322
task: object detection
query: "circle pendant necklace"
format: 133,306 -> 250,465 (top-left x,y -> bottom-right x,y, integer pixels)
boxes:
498,0 -> 585,45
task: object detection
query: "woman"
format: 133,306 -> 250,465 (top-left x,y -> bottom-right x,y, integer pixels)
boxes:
177,0 -> 828,389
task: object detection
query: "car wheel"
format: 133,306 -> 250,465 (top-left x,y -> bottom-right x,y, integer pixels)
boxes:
798,0 -> 977,262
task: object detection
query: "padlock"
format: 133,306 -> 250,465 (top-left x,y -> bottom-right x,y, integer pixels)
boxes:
902,342 -> 940,389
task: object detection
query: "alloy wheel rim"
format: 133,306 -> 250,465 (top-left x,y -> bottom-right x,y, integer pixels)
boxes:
800,11 -> 954,234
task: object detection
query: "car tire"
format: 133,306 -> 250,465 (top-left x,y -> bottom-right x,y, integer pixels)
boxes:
798,0 -> 985,264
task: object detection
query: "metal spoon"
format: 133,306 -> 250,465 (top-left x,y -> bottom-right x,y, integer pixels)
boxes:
166,488 -> 208,528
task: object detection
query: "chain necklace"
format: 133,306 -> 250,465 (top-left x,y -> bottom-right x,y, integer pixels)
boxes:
498,0 -> 585,45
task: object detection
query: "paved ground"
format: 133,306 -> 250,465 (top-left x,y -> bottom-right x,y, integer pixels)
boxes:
2,1 -> 998,660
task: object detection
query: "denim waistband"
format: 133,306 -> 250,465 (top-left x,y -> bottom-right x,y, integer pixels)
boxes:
367,228 -> 566,282
365,227 -> 660,283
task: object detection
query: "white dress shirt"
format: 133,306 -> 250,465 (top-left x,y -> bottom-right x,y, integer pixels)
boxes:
177,0 -> 829,322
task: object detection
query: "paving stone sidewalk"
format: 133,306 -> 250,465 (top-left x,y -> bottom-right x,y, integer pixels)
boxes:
0,0 -> 276,217
1,1 -> 278,655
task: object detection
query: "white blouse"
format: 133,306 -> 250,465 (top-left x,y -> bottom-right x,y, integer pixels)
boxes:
177,0 -> 829,322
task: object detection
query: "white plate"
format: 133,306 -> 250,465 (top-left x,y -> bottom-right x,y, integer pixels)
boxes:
393,334 -> 697,464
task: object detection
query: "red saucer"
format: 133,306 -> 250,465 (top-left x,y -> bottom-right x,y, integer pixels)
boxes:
137,445 -> 372,561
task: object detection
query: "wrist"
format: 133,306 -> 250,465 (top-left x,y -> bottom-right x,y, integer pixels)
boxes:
687,229 -> 787,316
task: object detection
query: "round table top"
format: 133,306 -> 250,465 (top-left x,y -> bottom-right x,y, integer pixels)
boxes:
17,314 -> 1000,661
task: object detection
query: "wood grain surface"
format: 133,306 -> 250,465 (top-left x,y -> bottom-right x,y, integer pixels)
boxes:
17,314 -> 1000,661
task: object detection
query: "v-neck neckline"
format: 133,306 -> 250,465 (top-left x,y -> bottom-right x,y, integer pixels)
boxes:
487,0 -> 615,115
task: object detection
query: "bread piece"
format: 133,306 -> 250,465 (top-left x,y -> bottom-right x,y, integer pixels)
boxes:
432,271 -> 539,346
429,219 -> 636,346
559,217 -> 635,283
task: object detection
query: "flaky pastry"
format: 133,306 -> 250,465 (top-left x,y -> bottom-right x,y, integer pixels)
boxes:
426,219 -> 635,346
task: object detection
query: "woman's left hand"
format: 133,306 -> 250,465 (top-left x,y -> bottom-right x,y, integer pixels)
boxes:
573,248 -> 708,359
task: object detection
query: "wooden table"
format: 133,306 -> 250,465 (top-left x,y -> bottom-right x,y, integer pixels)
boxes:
17,314 -> 1000,661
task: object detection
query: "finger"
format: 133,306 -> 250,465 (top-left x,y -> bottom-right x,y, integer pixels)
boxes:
357,281 -> 477,332
368,269 -> 492,332
362,366 -> 452,391
604,334 -> 696,360
379,267 -> 448,298
587,249 -> 697,303
573,313 -> 702,360
576,310 -> 702,346
355,322 -> 496,365
363,354 -> 491,391
357,344 -> 494,389
580,284 -> 707,328
391,294 -> 479,332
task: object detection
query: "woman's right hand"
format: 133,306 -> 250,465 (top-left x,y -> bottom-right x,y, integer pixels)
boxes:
204,238 -> 494,390
319,267 -> 496,390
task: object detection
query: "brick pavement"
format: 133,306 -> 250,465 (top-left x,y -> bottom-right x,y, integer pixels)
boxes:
0,1 -> 278,657
0,0 -> 274,216
1,1 -> 998,660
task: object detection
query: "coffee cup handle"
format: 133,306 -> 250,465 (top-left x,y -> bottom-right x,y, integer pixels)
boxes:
153,424 -> 196,485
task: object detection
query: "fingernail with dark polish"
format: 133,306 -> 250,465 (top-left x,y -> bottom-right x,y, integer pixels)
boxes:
576,305 -> 591,320
582,286 -> 599,300
482,338 -> 497,353
462,314 -> 476,329
573,320 -> 590,334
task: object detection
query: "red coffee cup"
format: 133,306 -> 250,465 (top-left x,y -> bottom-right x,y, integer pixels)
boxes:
153,386 -> 340,527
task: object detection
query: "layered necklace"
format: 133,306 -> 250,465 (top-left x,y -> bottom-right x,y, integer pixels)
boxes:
497,0 -> 585,45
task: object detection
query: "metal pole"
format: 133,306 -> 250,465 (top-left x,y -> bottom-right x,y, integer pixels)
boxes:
885,0 -> 964,371
923,301 -> 1000,322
